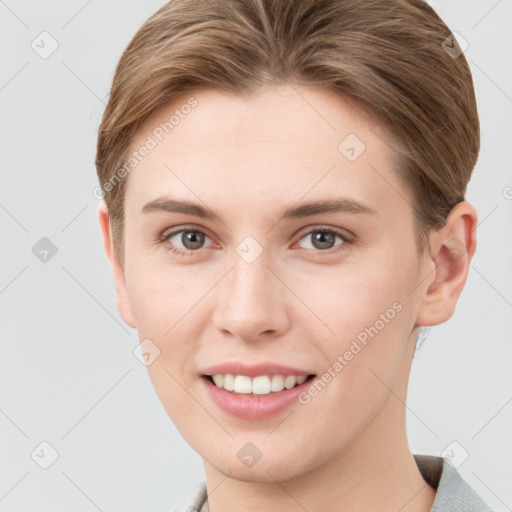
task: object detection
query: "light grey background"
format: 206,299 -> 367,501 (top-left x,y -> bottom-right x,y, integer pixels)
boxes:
1,1 -> 511,511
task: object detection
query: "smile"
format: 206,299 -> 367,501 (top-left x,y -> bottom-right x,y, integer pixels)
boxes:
206,374 -> 313,396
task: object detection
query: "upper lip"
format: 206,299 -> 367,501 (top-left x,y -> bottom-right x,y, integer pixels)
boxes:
201,361 -> 315,378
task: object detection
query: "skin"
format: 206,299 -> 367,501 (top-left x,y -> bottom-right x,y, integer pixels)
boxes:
99,84 -> 477,512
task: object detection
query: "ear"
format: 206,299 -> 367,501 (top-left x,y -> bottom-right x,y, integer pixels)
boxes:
98,201 -> 136,329
415,201 -> 477,327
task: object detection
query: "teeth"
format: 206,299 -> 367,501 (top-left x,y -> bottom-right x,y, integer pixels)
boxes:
223,374 -> 234,391
234,375 -> 252,393
209,374 -> 310,395
296,375 -> 307,385
270,374 -> 284,392
252,375 -> 271,394
212,374 -> 224,388
284,375 -> 296,389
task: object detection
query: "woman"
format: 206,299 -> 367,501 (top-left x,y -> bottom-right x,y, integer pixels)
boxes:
95,0 -> 492,510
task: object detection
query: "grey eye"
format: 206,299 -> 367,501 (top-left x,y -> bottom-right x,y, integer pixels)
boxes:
298,229 -> 345,251
168,230 -> 210,251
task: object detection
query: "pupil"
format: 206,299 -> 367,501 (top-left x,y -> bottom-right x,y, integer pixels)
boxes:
183,230 -> 204,249
313,231 -> 335,250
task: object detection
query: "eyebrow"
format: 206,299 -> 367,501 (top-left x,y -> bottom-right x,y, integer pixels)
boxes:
141,197 -> 377,221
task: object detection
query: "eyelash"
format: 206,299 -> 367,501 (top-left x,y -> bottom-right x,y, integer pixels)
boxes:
159,225 -> 355,257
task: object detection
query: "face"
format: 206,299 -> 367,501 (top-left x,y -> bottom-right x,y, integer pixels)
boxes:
111,85 -> 435,481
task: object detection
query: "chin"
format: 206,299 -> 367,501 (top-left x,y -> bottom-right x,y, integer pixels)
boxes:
211,458 -> 305,483
201,440 -> 321,484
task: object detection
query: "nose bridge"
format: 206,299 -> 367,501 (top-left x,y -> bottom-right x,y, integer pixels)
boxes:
212,240 -> 289,340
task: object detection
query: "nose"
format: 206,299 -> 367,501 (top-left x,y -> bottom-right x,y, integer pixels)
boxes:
211,250 -> 291,342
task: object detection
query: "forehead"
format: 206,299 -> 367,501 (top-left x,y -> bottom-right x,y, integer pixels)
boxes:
125,85 -> 408,221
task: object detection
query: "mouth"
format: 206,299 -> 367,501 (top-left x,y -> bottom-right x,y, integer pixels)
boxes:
202,373 -> 316,396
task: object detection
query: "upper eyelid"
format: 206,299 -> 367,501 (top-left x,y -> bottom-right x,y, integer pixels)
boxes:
160,224 -> 214,242
298,225 -> 354,239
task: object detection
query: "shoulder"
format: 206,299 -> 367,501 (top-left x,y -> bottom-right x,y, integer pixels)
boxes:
169,480 -> 207,512
414,454 -> 494,511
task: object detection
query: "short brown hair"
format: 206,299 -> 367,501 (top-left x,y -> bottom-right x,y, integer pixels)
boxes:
95,0 -> 479,261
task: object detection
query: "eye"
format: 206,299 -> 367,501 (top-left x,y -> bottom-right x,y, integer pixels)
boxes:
161,227 -> 214,255
295,226 -> 353,254
159,225 -> 354,256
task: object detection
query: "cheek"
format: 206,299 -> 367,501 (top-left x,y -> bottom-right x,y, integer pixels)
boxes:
126,263 -> 204,425
294,274 -> 414,441
124,257 -> 211,382
125,252 -> 196,329
309,251 -> 418,384
319,259 -> 413,336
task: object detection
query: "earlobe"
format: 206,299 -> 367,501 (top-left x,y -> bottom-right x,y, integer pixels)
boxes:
97,201 -> 136,329
415,201 -> 477,327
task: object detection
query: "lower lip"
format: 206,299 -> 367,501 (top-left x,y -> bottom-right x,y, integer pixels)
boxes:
201,376 -> 314,420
